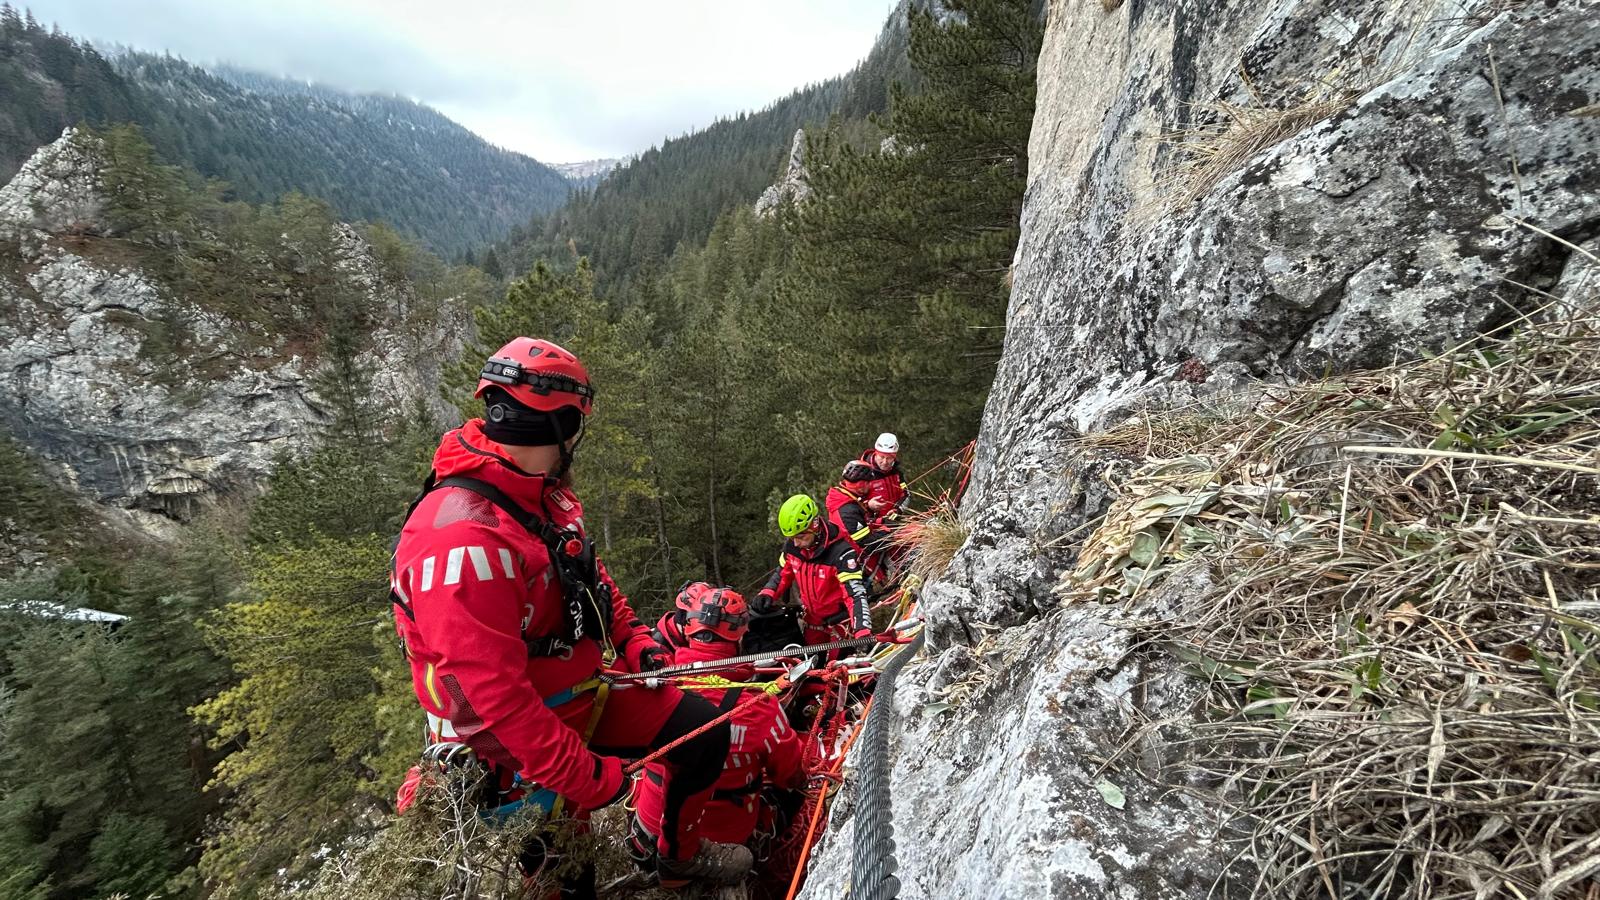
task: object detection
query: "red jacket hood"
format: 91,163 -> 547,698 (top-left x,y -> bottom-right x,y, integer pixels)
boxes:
431,419 -> 562,510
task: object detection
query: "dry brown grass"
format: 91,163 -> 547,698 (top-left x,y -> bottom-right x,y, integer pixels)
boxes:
1155,90 -> 1356,214
283,766 -> 592,900
1066,267 -> 1600,897
1080,404 -> 1239,462
890,503 -> 972,591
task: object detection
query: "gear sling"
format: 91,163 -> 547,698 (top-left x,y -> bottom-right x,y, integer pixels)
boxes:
391,474 -> 618,818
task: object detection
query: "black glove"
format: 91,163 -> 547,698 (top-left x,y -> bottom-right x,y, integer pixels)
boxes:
638,644 -> 671,672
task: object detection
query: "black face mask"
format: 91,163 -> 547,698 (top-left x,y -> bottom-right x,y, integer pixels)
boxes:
481,391 -> 587,478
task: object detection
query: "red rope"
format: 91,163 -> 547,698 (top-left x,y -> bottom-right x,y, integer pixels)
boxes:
782,679 -> 872,900
950,440 -> 977,506
623,681 -> 790,776
903,439 -> 977,490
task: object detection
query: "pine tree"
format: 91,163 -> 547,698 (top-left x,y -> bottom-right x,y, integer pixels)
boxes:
193,535 -> 408,894
0,579 -> 222,900
480,245 -> 504,279
783,0 -> 1042,467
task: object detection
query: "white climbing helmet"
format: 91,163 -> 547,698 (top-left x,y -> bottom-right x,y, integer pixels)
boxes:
874,432 -> 899,455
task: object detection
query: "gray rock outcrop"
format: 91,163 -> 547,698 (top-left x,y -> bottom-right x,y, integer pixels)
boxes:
755,128 -> 812,217
976,0 -> 1599,506
0,127 -> 104,236
805,1 -> 1600,897
0,129 -> 462,530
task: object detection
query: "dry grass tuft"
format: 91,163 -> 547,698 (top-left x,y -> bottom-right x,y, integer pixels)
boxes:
1080,404 -> 1239,462
1066,281 -> 1600,897
1155,89 -> 1356,213
891,503 -> 972,590
285,766 -> 598,900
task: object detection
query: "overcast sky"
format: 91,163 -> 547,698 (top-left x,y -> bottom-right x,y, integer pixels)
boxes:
28,0 -> 894,163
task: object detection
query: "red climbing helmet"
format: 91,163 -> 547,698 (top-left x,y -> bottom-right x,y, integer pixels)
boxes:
475,337 -> 594,415
677,582 -> 750,643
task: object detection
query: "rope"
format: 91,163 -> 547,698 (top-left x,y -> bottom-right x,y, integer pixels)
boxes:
623,682 -> 790,776
783,677 -> 872,900
677,674 -> 785,695
903,440 -> 976,490
851,628 -> 926,900
950,441 -> 977,506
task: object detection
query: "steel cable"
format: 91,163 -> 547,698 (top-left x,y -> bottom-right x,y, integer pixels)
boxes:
851,628 -> 925,900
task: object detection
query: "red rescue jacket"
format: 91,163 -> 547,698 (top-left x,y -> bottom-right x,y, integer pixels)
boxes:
826,451 -> 906,538
756,520 -> 871,637
632,646 -> 804,845
390,420 -> 658,811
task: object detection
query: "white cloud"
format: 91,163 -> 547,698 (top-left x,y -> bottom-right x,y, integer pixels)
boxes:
28,0 -> 896,162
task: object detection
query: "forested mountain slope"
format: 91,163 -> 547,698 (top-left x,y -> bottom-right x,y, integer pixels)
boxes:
0,5 -> 572,254
493,4 -> 913,288
0,121 -> 492,898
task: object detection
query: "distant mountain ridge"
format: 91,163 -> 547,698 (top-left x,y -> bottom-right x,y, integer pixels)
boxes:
112,51 -> 574,253
552,157 -> 628,188
497,2 -> 914,286
0,8 -> 571,253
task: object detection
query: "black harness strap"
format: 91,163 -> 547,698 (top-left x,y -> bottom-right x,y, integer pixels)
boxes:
394,475 -> 611,657
434,476 -> 542,532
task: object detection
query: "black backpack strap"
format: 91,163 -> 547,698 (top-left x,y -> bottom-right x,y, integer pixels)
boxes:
391,475 -> 546,622
719,687 -> 745,712
434,476 -> 542,533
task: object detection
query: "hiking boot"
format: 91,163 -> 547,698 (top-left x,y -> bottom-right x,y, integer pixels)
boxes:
657,839 -> 754,888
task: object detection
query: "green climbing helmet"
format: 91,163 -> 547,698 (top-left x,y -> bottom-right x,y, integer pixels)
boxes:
778,494 -> 820,537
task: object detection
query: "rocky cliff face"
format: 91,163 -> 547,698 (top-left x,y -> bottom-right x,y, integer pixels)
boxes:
804,1 -> 1599,897
0,129 -> 461,534
755,129 -> 812,217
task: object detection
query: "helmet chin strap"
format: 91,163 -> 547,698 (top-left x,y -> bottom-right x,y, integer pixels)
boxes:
548,412 -> 584,478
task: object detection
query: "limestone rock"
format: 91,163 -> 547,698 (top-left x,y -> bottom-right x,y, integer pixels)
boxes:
808,1 -> 1600,897
972,0 -> 1600,513
0,128 -> 105,238
0,130 -> 462,528
755,128 -> 812,217
1558,237 -> 1600,306
804,565 -> 1247,899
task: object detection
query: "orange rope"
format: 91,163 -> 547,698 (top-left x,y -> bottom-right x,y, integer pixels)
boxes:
903,440 -> 976,489
623,683 -> 788,776
782,691 -> 875,900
